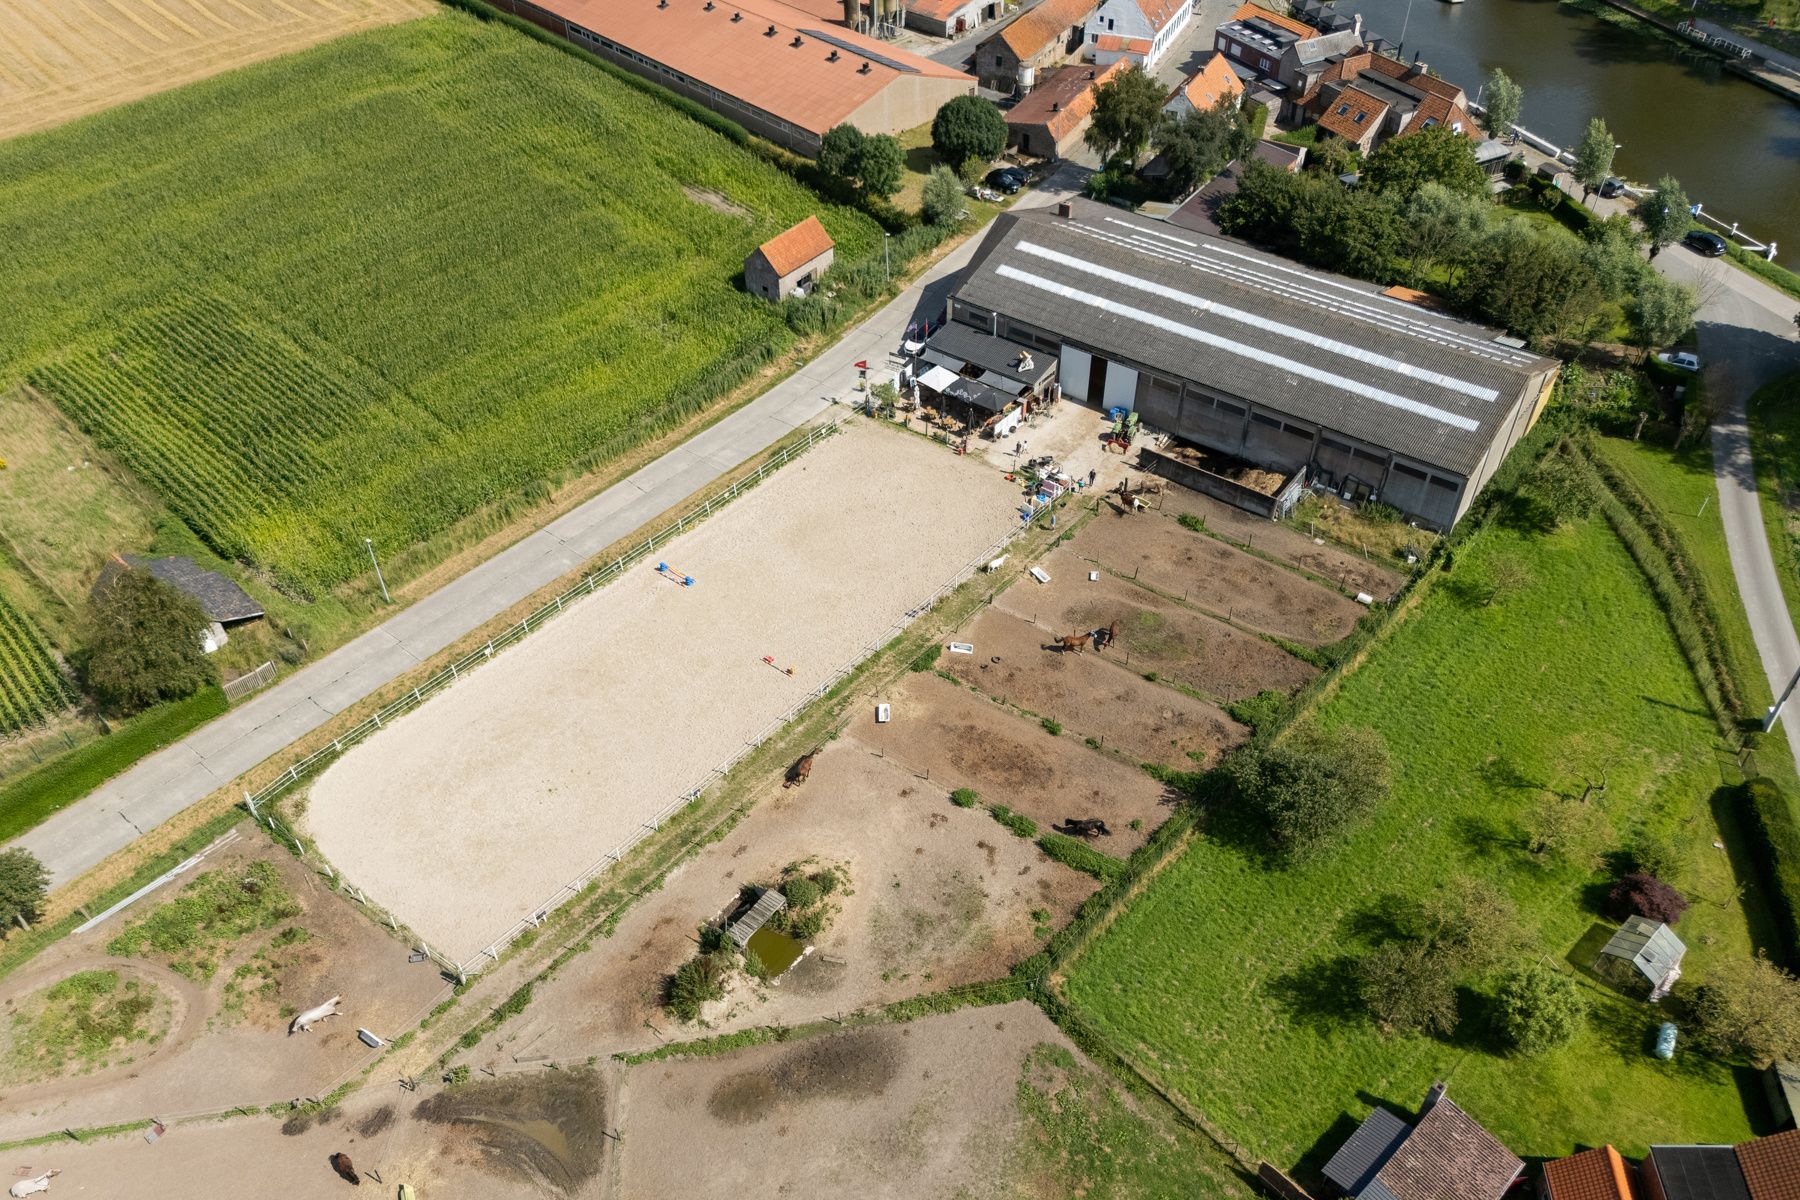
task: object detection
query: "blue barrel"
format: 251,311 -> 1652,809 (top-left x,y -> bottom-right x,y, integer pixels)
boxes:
1655,1022 -> 1677,1059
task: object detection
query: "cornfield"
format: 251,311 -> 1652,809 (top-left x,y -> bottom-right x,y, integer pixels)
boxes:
0,597 -> 75,734
0,14 -> 881,596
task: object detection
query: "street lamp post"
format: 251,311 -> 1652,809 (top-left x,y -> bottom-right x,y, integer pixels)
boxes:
365,537 -> 391,604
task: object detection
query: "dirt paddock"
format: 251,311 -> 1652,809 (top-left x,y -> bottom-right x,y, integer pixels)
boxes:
993,564 -> 1317,702
478,742 -> 1097,1065
0,0 -> 433,141
0,836 -> 448,1142
305,420 -> 1021,964
943,608 -> 1245,767
1070,511 -> 1366,645
860,672 -> 1173,852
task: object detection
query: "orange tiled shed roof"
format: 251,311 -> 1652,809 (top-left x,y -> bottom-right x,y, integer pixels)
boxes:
1738,1129 -> 1800,1200
539,0 -> 969,136
1094,33 -> 1151,53
755,216 -> 834,276
1543,1147 -> 1636,1200
997,0 -> 1098,57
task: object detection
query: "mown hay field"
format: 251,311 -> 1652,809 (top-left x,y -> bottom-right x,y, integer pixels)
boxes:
1064,516 -> 1761,1166
0,14 -> 881,597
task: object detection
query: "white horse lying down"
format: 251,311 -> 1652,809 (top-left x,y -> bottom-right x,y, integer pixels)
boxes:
289,995 -> 344,1035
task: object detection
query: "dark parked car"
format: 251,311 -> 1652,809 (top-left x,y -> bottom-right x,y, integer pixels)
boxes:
987,167 -> 1024,194
1598,177 -> 1624,198
1684,230 -> 1727,257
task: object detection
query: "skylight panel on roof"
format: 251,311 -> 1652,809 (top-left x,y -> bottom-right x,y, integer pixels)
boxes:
1013,240 -> 1499,402
994,265 -> 1482,433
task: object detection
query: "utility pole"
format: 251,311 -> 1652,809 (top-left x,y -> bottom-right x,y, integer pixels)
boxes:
1764,662 -> 1800,732
364,537 -> 391,604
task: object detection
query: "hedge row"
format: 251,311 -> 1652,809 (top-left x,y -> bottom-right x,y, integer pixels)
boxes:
1036,831 -> 1127,883
1741,777 -> 1800,964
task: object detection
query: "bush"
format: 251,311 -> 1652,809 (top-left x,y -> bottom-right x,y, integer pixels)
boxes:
931,95 -> 1007,168
1221,724 -> 1392,863
1356,941 -> 1459,1037
1495,963 -> 1588,1054
668,952 -> 730,1022
991,805 -> 1038,838
81,571 -> 219,716
1041,718 -> 1063,737
1177,512 -> 1204,532
780,876 -> 822,910
1608,872 -> 1689,925
950,788 -> 979,808
1224,689 -> 1288,735
921,165 -> 964,226
1037,832 -> 1126,883
0,848 -> 49,931
910,643 -> 942,672
1691,953 -> 1800,1067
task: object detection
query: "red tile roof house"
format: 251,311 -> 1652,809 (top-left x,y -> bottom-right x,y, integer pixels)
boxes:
906,0 -> 1002,38
1163,50 -> 1245,118
1541,1146 -> 1639,1200
974,0 -> 1098,93
1297,50 -> 1476,152
745,216 -> 835,300
483,0 -> 974,157
1322,1083 -> 1524,1200
1084,0 -> 1193,71
1004,60 -> 1124,158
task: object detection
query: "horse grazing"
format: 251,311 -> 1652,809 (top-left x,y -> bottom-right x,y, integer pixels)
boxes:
784,750 -> 821,788
1054,633 -> 1092,654
1091,621 -> 1120,652
1061,818 -> 1113,838
330,1152 -> 361,1186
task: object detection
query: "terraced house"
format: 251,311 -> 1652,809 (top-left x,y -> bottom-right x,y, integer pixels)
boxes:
933,198 -> 1560,529
974,0 -> 1097,92
1086,0 -> 1192,69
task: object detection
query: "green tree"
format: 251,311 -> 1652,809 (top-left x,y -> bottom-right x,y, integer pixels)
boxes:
1691,953 -> 1800,1067
1520,451 -> 1597,529
1495,963 -> 1589,1054
1581,214 -> 1649,299
957,155 -> 987,189
1401,876 -> 1523,976
1459,219 -> 1606,347
81,570 -> 218,716
1638,175 -> 1691,258
1483,68 -> 1522,141
1631,273 -> 1700,351
931,95 -> 1007,170
1222,724 -> 1392,863
856,133 -> 905,198
922,164 -> 964,225
1084,64 -> 1167,166
1154,101 -> 1253,198
1294,185 -> 1404,281
1364,125 -> 1488,199
1357,941 -> 1460,1037
0,848 -> 49,932
1400,182 -> 1492,286
1522,792 -> 1610,868
818,123 -> 865,181
1572,117 -> 1617,201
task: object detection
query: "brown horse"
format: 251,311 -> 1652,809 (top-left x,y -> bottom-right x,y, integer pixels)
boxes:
330,1152 -> 361,1186
1055,633 -> 1093,654
1093,620 -> 1120,652
784,749 -> 822,788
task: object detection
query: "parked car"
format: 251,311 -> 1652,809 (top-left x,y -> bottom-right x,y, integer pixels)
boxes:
1598,177 -> 1624,199
987,167 -> 1025,194
1683,230 -> 1727,257
1657,351 -> 1701,372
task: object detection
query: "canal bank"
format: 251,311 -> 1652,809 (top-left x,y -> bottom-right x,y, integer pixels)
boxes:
1576,0 -> 1800,104
1339,0 -> 1800,267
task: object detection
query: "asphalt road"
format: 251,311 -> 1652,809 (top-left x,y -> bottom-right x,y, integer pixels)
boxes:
1662,248 -> 1800,763
10,176 -> 1085,890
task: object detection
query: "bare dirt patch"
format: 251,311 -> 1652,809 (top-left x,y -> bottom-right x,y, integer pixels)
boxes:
942,609 -> 1245,768
305,420 -> 1022,965
1069,512 -> 1366,645
681,185 -> 751,218
859,673 -> 1173,852
1157,483 -> 1408,600
413,1070 -> 606,1196
0,836 -> 447,1142
478,745 -> 1096,1066
0,0 -> 434,142
993,563 -> 1317,702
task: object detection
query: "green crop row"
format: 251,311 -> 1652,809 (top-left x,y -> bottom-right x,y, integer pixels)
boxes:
0,596 -> 75,734
0,14 -> 883,597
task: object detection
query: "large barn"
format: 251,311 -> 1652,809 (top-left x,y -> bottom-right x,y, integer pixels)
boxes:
486,0 -> 974,155
933,198 -> 1559,530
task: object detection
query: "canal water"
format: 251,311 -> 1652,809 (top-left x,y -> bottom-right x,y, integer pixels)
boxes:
1338,0 -> 1800,265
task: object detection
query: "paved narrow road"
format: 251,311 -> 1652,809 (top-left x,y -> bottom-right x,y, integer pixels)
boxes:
11,178 -> 1083,890
1659,250 -> 1800,765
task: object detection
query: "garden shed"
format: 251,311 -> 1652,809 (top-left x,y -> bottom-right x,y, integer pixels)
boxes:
1595,915 -> 1685,1000
745,216 -> 835,302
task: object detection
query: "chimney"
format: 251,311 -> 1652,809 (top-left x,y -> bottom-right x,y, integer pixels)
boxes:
792,34 -> 804,46
1422,1081 -> 1448,1114
858,60 -> 871,73
1057,201 -> 1073,218
1051,101 -> 1060,111
843,0 -> 858,25
703,0 -> 713,9
1353,12 -> 1362,39
731,10 -> 741,19
766,22 -> 776,34
828,48 -> 839,60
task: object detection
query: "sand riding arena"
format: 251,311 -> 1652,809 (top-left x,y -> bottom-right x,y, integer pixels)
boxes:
303,420 -> 1022,965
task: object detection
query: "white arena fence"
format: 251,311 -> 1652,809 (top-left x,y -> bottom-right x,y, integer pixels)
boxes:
239,417 -> 1052,981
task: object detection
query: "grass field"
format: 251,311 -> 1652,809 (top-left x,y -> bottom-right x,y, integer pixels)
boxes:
0,13 -> 881,598
1747,372 -> 1800,642
1065,515 -> 1761,1166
